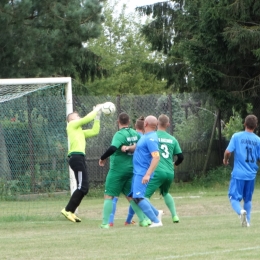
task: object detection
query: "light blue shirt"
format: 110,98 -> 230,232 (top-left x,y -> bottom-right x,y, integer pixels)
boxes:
227,131 -> 260,180
133,131 -> 159,177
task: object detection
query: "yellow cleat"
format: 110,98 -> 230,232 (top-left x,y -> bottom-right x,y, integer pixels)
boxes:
61,208 -> 76,223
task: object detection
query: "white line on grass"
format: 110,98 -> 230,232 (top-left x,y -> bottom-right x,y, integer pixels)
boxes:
156,246 -> 260,259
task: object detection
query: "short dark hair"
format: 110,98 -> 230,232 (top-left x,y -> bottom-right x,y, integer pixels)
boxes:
244,114 -> 258,130
158,114 -> 169,127
135,116 -> 145,130
118,112 -> 129,125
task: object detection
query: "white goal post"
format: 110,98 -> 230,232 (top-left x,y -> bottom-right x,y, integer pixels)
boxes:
0,77 -> 77,196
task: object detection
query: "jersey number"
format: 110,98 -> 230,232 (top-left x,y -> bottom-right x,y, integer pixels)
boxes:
161,144 -> 169,158
245,146 -> 254,163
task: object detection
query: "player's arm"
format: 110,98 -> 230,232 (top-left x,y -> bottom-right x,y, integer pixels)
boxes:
142,151 -> 160,184
121,144 -> 136,153
174,153 -> 184,167
223,149 -> 231,165
83,119 -> 100,138
99,146 -> 117,166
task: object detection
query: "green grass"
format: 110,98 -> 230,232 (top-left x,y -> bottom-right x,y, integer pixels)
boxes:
1,187 -> 260,260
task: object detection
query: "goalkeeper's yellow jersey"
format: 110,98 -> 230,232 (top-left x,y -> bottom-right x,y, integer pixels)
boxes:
67,111 -> 100,156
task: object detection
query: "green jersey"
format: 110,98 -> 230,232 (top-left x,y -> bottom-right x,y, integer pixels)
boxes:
67,111 -> 100,156
156,130 -> 182,174
110,127 -> 140,172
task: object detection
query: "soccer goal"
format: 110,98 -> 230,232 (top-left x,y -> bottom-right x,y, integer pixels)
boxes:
0,77 -> 77,218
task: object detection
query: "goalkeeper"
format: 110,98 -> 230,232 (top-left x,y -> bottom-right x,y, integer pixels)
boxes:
61,104 -> 103,223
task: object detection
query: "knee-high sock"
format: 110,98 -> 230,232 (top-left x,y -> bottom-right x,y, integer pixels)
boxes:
66,189 -> 85,213
230,199 -> 241,215
129,200 -> 145,222
163,193 -> 177,217
125,205 -> 135,223
243,201 -> 252,223
145,198 -> 158,217
138,199 -> 159,223
102,199 -> 113,225
109,197 -> 118,224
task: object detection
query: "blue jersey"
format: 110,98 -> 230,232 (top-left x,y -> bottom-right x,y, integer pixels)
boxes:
133,131 -> 159,177
227,131 -> 260,180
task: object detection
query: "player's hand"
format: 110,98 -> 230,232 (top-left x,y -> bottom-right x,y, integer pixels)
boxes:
223,159 -> 229,165
93,104 -> 103,112
121,145 -> 128,152
99,159 -> 106,166
142,174 -> 150,184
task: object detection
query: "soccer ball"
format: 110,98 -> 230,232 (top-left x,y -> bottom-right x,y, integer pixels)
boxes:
102,102 -> 116,115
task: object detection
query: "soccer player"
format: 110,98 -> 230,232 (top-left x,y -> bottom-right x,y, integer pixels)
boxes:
145,114 -> 184,223
108,116 -> 145,227
61,104 -> 103,223
223,114 -> 260,227
128,115 -> 163,228
99,112 -> 148,229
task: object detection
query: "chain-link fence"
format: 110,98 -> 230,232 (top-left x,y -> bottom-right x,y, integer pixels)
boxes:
0,85 -> 224,200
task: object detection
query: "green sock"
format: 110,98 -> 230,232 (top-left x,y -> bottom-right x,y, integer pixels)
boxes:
163,193 -> 177,217
129,200 -> 145,222
102,199 -> 113,224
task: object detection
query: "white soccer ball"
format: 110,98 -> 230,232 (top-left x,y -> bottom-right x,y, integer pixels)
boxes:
102,102 -> 116,115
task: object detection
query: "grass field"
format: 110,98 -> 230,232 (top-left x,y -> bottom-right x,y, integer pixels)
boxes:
1,187 -> 260,260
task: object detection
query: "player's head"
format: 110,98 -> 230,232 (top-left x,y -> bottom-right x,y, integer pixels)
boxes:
144,115 -> 158,132
158,114 -> 170,128
67,112 -> 80,123
118,112 -> 130,126
135,116 -> 145,133
244,114 -> 258,130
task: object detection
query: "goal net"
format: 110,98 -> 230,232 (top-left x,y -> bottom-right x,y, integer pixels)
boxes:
0,78 -> 75,220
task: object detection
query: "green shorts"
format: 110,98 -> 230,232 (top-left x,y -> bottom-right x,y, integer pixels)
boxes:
104,169 -> 133,197
145,171 -> 174,198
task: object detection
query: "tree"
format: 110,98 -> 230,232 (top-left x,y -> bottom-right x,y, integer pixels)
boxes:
137,0 -> 260,123
0,0 -> 104,81
85,1 -> 166,95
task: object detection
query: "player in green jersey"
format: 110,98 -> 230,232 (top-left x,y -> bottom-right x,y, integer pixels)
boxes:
145,114 -> 184,223
99,112 -> 147,229
61,104 -> 103,223
108,116 -> 145,226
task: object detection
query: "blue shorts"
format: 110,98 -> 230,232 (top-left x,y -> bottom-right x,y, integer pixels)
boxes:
228,177 -> 255,202
129,174 -> 148,199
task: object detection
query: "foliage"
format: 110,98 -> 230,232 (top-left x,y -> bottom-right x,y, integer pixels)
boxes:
137,0 -> 260,121
192,165 -> 232,188
222,112 -> 244,140
85,0 -> 166,95
0,0 -> 105,82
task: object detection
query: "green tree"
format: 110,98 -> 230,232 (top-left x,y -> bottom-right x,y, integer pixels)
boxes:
137,0 -> 260,123
0,0 -> 104,81
85,1 -> 166,95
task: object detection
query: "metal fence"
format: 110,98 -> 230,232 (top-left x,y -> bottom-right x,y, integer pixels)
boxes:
0,88 -> 223,198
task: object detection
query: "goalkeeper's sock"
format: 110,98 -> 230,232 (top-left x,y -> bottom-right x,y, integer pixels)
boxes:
109,197 -> 118,224
138,199 -> 159,223
125,205 -> 135,223
163,193 -> 177,217
102,199 -> 113,225
129,200 -> 145,222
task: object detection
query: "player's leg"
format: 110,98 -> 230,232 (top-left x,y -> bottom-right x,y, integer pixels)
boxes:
100,170 -> 121,228
124,174 -> 147,226
162,173 -> 179,223
109,197 -> 119,226
133,175 -> 162,227
228,177 -> 248,226
125,205 -> 135,225
61,155 -> 87,222
243,179 -> 255,226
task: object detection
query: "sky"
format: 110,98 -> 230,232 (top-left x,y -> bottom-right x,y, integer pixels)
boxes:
119,0 -> 164,13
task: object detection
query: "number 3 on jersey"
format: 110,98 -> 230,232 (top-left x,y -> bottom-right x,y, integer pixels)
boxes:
161,144 -> 169,158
